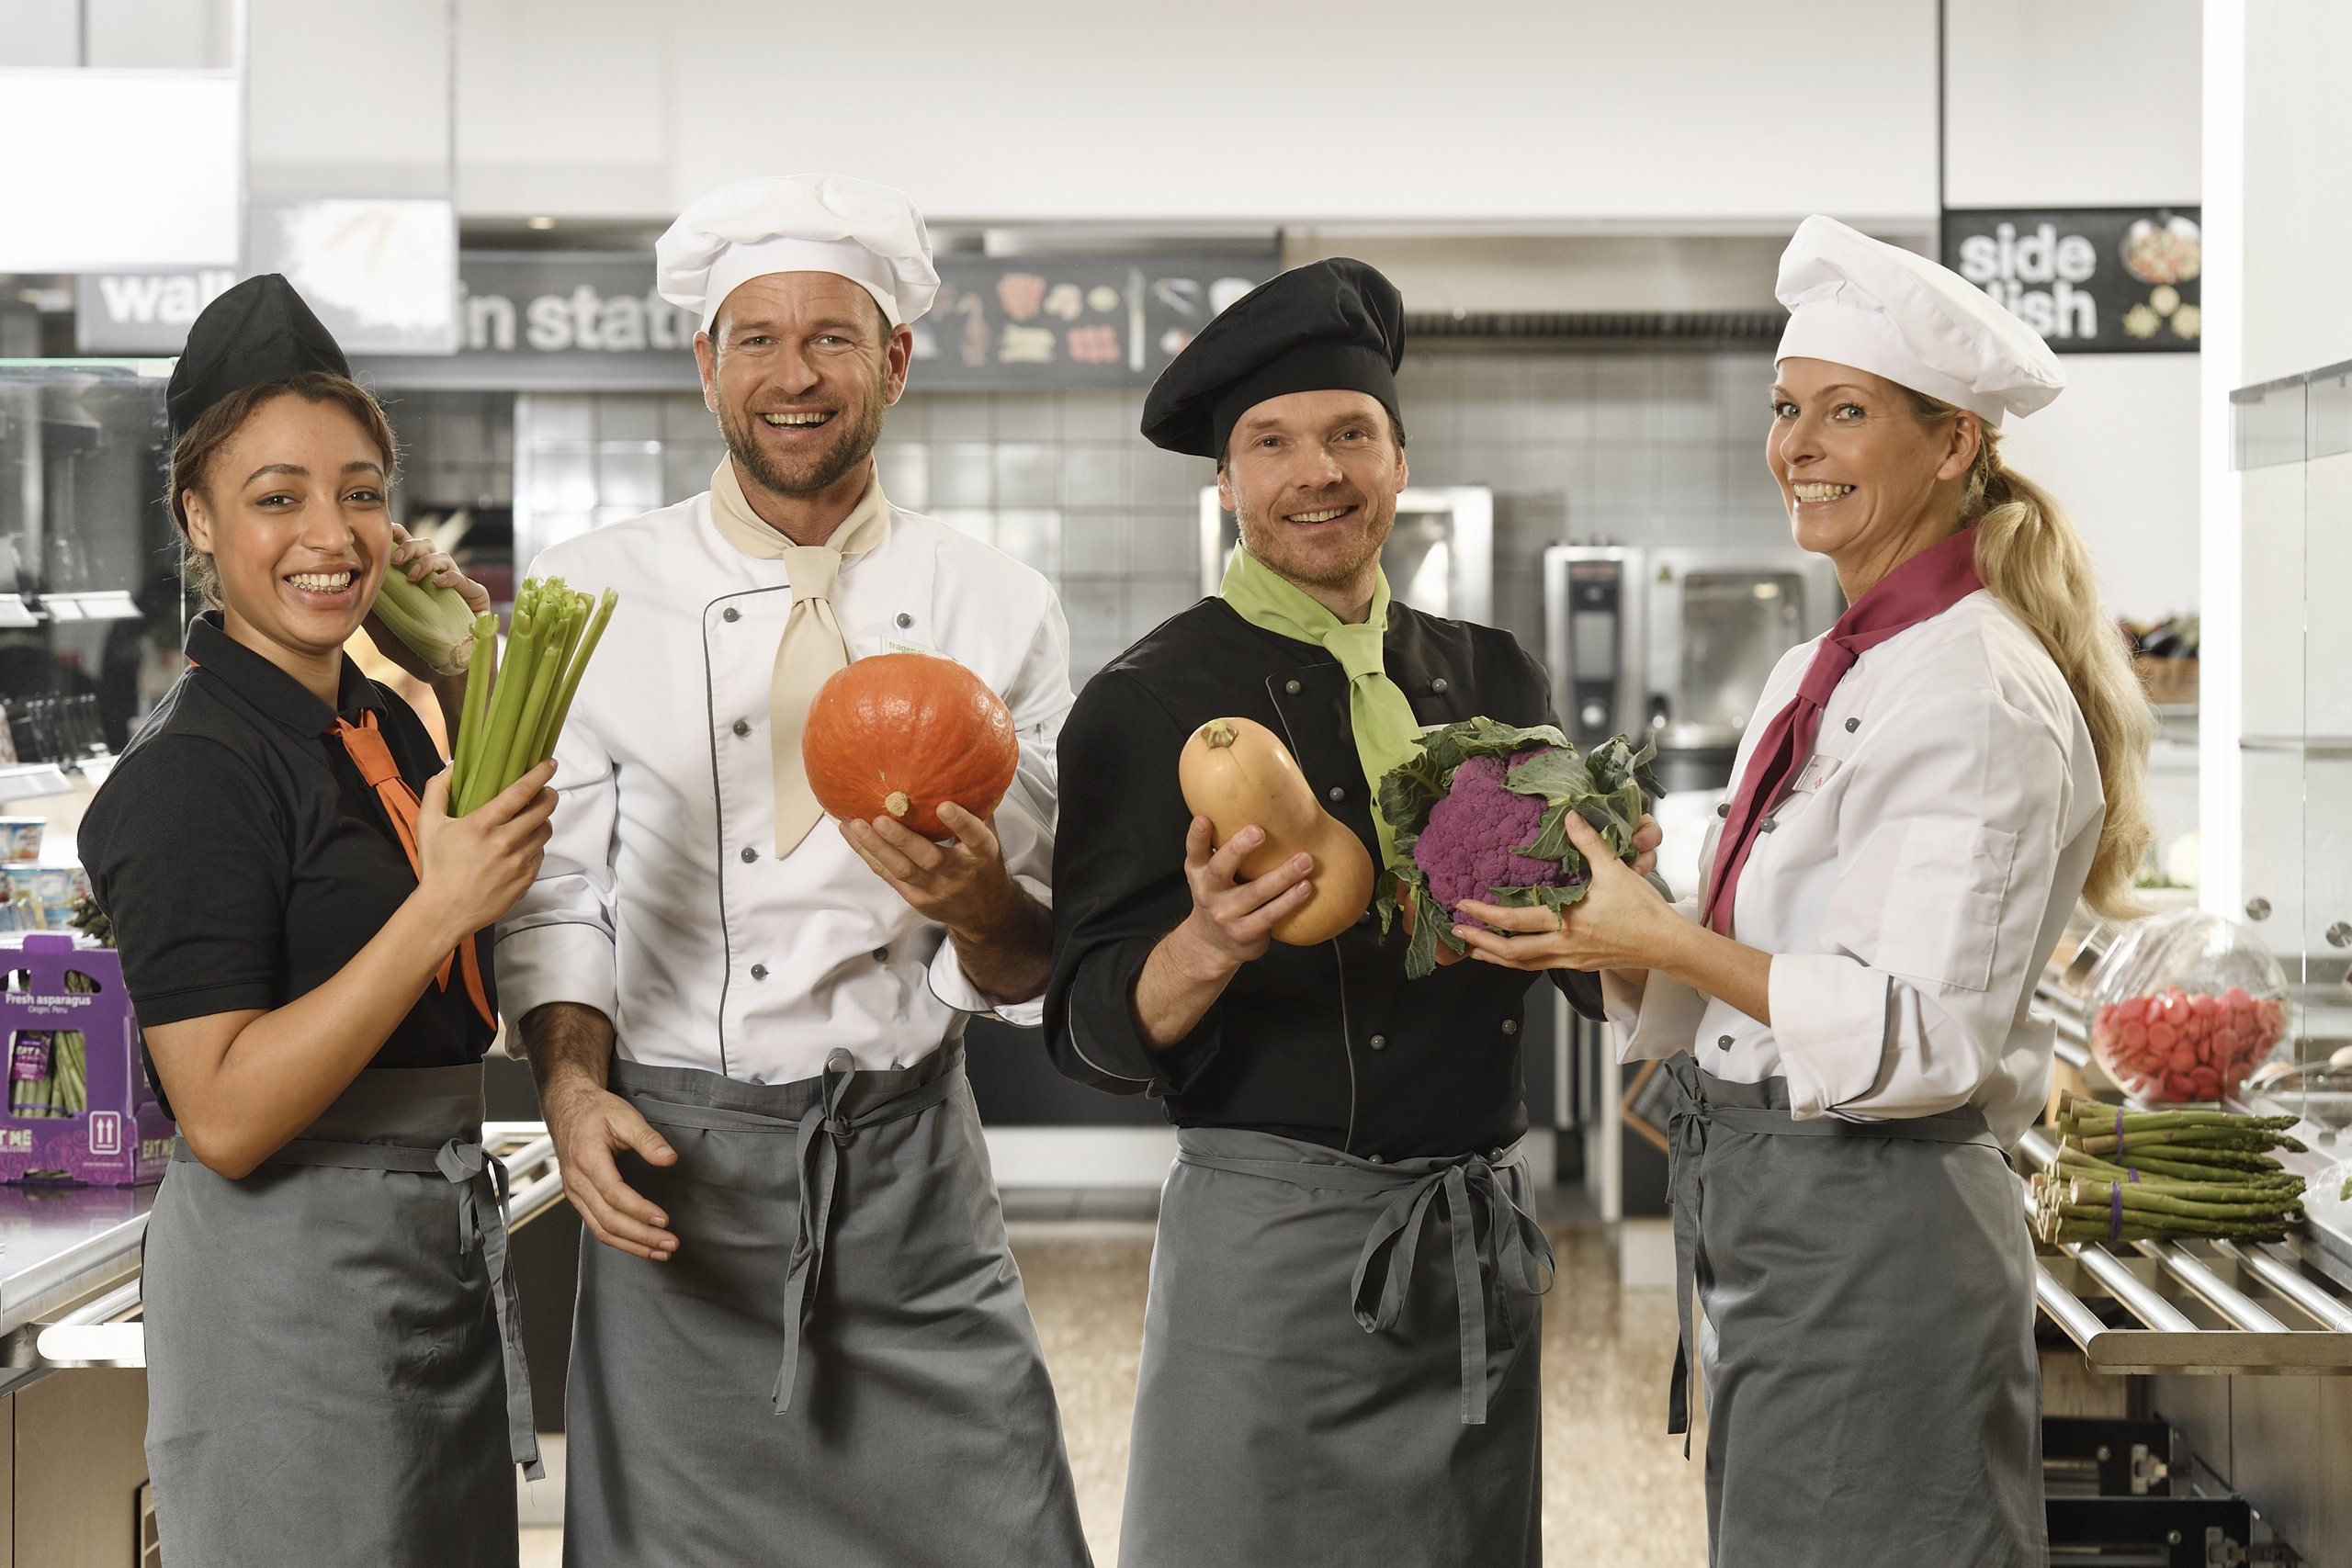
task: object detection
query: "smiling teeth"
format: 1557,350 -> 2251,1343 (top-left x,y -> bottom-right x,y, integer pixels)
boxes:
1288,508 -> 1347,523
288,571 -> 352,592
763,412 -> 829,426
1792,483 -> 1854,502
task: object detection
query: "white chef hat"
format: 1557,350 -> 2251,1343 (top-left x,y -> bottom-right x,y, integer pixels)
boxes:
1775,215 -> 2064,426
656,173 -> 940,333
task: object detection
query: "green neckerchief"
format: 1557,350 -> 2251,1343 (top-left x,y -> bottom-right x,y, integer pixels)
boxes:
1219,547 -> 1421,870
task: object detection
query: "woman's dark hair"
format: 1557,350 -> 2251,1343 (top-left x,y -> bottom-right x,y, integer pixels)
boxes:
165,372 -> 398,607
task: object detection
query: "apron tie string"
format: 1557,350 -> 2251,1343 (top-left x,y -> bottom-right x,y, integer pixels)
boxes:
1347,1152 -> 1555,1426
1661,1055 -> 1710,1457
435,1137 -> 544,1481
772,1052 -> 962,1415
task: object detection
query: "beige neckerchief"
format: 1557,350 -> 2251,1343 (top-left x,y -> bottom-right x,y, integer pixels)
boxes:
707,457 -> 893,854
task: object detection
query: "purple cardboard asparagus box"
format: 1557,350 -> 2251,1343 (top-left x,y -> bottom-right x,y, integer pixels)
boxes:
0,933 -> 171,1186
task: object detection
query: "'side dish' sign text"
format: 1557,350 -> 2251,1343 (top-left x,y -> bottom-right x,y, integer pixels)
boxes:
1940,208 -> 2201,355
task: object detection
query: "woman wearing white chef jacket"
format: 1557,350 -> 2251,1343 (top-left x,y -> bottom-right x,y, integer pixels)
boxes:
1451,215 -> 2154,1567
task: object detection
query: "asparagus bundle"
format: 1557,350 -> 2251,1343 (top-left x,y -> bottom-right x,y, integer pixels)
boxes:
7,1029 -> 85,1119
2033,1092 -> 2308,1244
446,577 -> 618,816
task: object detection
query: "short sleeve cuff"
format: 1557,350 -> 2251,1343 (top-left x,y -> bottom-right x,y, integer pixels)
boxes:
1602,966 -> 1711,1061
492,919 -> 618,1026
1768,953 -> 1891,1117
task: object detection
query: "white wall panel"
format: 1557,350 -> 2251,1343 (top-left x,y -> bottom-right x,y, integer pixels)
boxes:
443,0 -> 1939,225
1942,0 -> 2201,209
1994,353 -> 2201,619
0,72 -> 240,269
2240,2 -> 2352,384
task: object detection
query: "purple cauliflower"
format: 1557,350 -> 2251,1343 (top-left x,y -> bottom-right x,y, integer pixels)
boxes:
1412,750 -> 1565,921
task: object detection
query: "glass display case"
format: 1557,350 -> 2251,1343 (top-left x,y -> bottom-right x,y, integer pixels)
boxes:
0,360 -> 188,892
2227,358 -> 2352,1126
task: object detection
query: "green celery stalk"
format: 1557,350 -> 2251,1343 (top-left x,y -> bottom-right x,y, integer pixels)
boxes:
495,595 -> 574,796
464,599 -> 541,814
526,592 -> 591,765
535,588 -> 618,768
449,612 -> 498,806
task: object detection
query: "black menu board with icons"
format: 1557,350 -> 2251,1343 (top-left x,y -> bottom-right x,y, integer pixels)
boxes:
911,254 -> 1278,389
1940,208 -> 2201,354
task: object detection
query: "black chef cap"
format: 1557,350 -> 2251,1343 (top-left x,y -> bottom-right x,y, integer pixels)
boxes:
166,274 -> 351,440
1140,258 -> 1405,460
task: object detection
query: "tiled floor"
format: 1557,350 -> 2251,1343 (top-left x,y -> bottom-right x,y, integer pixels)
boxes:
515,1218 -> 1709,1566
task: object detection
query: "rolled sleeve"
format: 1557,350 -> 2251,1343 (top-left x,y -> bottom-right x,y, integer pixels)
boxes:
1603,964 -> 1713,1062
924,879 -> 1051,1027
1057,933 -> 1220,1095
1768,953 -> 1892,1116
492,919 -> 619,1025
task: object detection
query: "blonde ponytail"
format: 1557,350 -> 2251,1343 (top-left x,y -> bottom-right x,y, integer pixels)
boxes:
1909,395 -> 2154,918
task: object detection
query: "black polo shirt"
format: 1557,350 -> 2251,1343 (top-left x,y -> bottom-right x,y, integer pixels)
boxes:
80,615 -> 495,1114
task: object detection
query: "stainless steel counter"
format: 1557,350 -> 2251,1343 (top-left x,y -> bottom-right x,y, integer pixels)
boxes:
0,1122 -> 562,1395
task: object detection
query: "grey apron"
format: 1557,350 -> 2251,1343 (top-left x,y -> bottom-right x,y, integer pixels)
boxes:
563,1043 -> 1091,1568
1662,1057 -> 2043,1567
1120,1126 -> 1552,1568
142,1063 -> 540,1568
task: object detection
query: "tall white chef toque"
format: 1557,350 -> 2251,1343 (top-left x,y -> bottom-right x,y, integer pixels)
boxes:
1775,214 -> 2065,426
659,175 -> 942,855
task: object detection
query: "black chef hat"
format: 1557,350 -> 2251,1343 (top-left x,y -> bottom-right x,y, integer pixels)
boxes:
166,274 -> 351,440
1140,258 -> 1405,460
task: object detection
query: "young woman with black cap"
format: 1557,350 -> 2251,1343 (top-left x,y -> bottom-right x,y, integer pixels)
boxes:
77,275 -> 557,1566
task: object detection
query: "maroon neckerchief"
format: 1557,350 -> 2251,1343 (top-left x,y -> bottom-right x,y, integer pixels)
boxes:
1702,526 -> 1984,937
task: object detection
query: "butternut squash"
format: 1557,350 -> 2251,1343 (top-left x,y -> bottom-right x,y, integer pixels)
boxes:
1178,716 -> 1375,945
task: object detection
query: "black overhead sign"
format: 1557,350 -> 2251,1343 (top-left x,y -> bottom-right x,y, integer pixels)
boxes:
913,254 -> 1276,389
78,249 -> 1280,391
1941,208 -> 2201,354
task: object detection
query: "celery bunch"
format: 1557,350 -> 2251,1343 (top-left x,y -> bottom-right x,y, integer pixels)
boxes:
372,568 -> 480,677
447,577 -> 618,816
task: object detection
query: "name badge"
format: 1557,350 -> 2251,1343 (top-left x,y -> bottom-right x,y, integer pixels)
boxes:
1792,752 -> 1842,795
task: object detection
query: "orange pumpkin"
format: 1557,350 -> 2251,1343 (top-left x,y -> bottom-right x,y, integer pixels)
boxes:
801,653 -> 1020,839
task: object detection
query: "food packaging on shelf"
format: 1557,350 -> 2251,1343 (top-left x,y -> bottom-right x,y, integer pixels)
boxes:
0,933 -> 169,1185
0,818 -> 42,863
2086,908 -> 2290,1104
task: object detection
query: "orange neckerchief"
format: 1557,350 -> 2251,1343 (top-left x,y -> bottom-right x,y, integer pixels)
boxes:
331,709 -> 495,1029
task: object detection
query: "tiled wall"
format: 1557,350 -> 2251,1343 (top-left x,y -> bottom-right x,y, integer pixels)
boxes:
383,390 -> 514,514
416,346 -> 1791,683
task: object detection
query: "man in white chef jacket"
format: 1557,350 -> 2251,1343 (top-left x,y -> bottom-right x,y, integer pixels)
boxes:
495,174 -> 1091,1568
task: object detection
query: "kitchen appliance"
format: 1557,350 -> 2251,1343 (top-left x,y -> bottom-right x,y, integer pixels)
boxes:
1198,486 -> 1493,622
1543,545 -> 1842,795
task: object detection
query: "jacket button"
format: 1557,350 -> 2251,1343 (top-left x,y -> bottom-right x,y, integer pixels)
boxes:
1327,784 -> 1345,802
751,964 -> 770,980
1501,1019 -> 1518,1036
732,718 -> 752,738
1718,1034 -> 1735,1048
1369,1033 -> 1387,1051
1367,1154 -> 1385,1165
896,612 -> 913,628
722,606 -> 741,623
873,947 -> 889,963
1845,716 -> 1860,732
1431,677 -> 1449,694
741,846 -> 758,863
1284,679 -> 1302,695
1716,802 -> 1730,818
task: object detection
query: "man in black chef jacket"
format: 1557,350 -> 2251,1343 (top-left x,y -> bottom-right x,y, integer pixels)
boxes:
1047,259 -> 1651,1568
